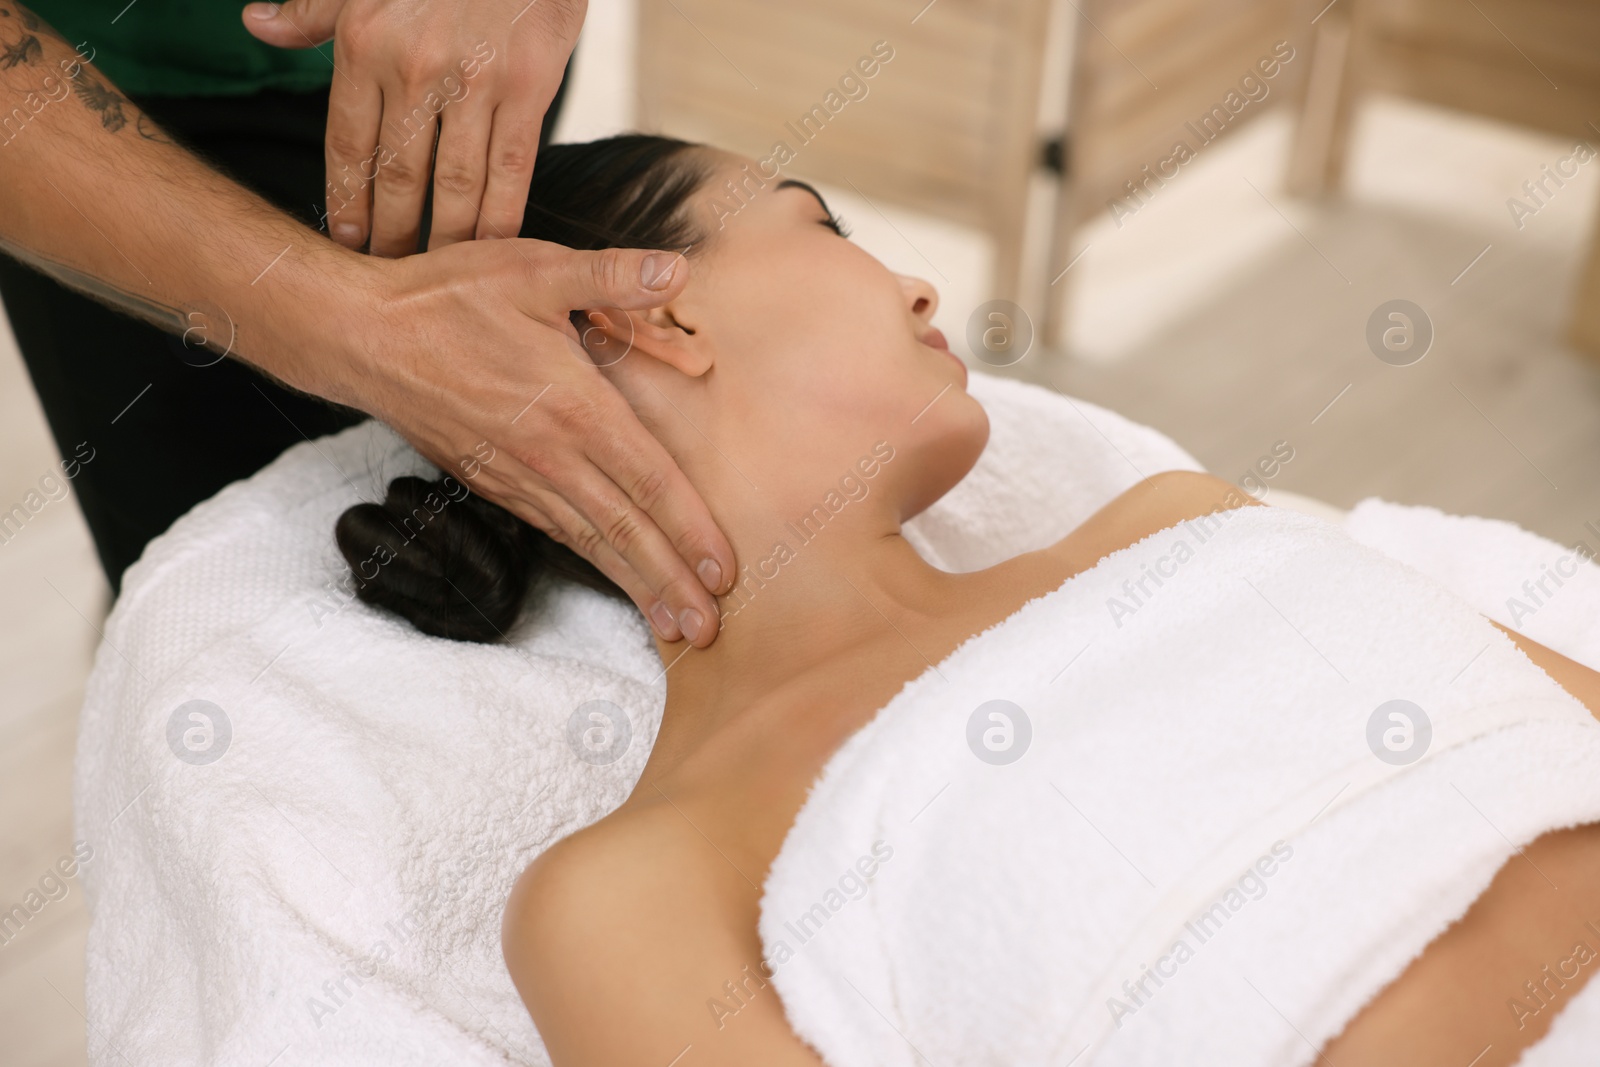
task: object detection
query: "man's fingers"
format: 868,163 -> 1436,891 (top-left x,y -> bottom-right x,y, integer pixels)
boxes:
475,102 -> 541,240
508,486 -> 685,643
241,0 -> 344,47
368,90 -> 438,257
524,436 -> 723,648
428,102 -> 495,248
584,412 -> 736,602
322,70 -> 382,248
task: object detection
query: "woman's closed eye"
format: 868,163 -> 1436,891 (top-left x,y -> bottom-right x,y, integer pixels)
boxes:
776,178 -> 851,238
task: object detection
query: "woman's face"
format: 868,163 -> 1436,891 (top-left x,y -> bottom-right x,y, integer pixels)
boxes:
591,152 -> 990,525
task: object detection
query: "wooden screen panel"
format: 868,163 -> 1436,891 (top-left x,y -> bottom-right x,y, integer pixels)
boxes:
1358,0 -> 1600,141
637,0 -> 1050,237
1044,0 -> 1299,344
1065,0 -> 1301,224
1280,0 -> 1600,358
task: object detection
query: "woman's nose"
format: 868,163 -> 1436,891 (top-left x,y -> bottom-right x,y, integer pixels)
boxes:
895,274 -> 939,323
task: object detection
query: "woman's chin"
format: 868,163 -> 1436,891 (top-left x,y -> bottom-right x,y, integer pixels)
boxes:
902,396 -> 990,519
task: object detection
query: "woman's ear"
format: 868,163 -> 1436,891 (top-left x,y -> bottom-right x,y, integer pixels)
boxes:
578,305 -> 712,376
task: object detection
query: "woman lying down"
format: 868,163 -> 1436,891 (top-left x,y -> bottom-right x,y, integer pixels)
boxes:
334,135 -> 1600,1066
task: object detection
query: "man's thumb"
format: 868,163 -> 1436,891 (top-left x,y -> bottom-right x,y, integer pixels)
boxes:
539,246 -> 692,312
241,0 -> 344,48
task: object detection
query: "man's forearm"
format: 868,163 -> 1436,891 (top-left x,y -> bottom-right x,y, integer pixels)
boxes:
0,2 -> 379,405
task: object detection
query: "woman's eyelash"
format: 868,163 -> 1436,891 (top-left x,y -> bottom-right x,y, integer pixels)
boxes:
823,213 -> 851,238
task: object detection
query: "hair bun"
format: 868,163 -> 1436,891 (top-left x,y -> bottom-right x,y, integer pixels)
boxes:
335,476 -> 533,642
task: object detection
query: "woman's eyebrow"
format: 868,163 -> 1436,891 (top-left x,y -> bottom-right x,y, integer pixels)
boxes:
775,179 -> 833,216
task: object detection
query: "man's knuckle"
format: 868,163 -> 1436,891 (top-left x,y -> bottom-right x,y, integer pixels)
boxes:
603,506 -> 646,555
380,155 -> 423,188
337,17 -> 380,55
548,395 -> 597,435
390,47 -> 441,87
587,249 -> 628,295
629,468 -> 668,511
514,445 -> 553,478
326,131 -> 371,162
433,155 -> 483,194
489,141 -> 536,178
571,523 -> 605,558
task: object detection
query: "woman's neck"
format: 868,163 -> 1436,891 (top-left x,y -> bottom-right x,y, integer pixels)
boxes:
646,502 -> 965,767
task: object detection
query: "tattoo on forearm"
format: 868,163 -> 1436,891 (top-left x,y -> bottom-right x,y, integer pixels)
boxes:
1,2 -> 166,140
134,111 -> 168,143
0,0 -> 47,67
0,30 -> 38,68
68,68 -> 125,132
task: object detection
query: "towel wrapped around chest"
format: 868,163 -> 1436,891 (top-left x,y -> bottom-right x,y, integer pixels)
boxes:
758,504 -> 1600,1067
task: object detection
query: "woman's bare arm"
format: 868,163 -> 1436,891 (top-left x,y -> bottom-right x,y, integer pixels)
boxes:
1495,622 -> 1600,722
1320,624 -> 1600,1066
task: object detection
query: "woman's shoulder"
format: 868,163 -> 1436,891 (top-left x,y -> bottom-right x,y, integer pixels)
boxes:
1107,469 -> 1258,515
499,803 -> 719,1056
501,798 -> 822,1064
502,799 -> 714,959
1043,470 -> 1261,572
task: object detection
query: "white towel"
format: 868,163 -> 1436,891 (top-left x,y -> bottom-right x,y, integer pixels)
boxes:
1515,971 -> 1600,1067
1343,498 -> 1600,669
71,373 -> 1199,1066
758,504 -> 1600,1067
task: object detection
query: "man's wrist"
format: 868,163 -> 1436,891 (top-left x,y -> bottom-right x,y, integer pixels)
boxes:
236,237 -> 390,411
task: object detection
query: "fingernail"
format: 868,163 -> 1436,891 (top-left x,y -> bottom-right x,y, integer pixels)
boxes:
678,608 -> 703,643
247,3 -> 280,19
332,222 -> 361,245
650,602 -> 679,640
696,558 -> 723,593
641,252 -> 678,290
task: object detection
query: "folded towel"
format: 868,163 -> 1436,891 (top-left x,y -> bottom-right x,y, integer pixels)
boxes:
758,505 -> 1600,1067
71,373 -> 1200,1066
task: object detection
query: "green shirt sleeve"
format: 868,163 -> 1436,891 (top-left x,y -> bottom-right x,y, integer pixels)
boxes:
22,1 -> 334,97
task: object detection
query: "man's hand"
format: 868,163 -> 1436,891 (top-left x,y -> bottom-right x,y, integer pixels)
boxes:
0,1 -> 727,642
332,238 -> 735,646
243,0 -> 583,257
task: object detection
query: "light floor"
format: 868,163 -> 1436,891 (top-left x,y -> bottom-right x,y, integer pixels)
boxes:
4,1 -> 1600,1062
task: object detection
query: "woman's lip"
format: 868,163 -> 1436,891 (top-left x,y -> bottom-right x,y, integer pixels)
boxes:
920,328 -> 966,385
946,348 -> 968,385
